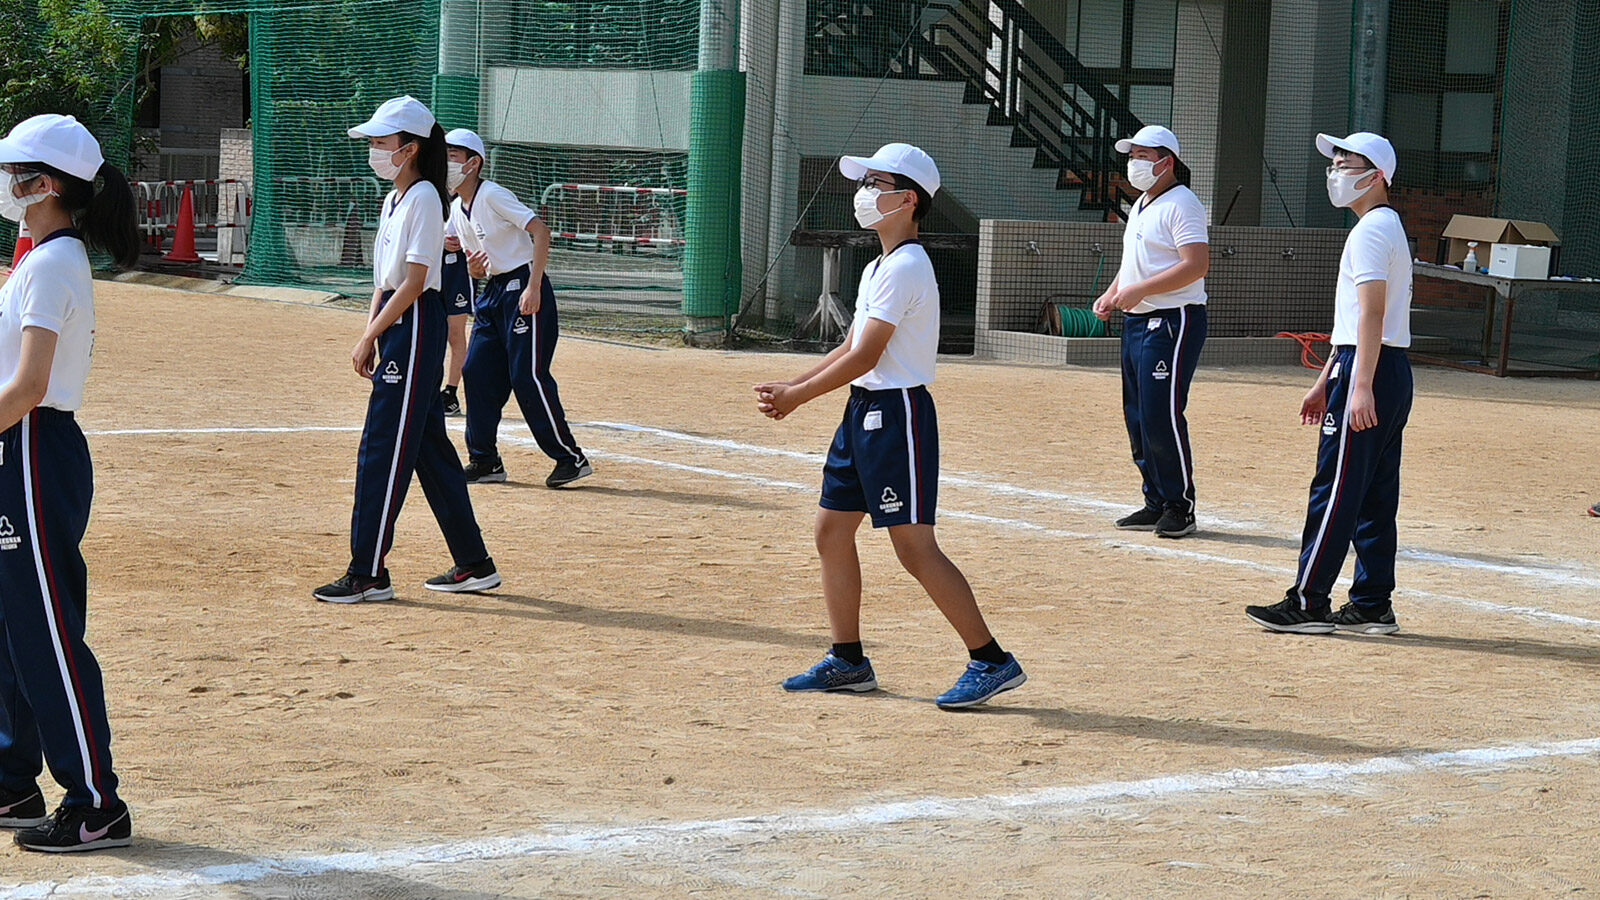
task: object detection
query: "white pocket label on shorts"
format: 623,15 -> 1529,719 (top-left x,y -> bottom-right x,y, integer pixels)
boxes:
1329,362 -> 1341,380
507,279 -> 521,292
1147,318 -> 1162,331
446,252 -> 459,263
863,410 -> 883,431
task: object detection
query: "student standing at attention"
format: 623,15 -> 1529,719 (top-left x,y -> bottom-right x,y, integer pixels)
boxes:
755,143 -> 1025,710
1094,125 -> 1210,539
0,113 -> 137,851
444,128 -> 590,489
314,97 -> 500,602
1247,132 -> 1413,635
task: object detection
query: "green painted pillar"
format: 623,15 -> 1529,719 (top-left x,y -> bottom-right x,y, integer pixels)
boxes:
684,0 -> 745,338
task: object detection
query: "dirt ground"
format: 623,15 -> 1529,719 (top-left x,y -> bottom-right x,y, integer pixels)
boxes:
1,279 -> 1599,898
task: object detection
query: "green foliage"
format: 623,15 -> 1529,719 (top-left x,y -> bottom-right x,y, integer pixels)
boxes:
0,0 -> 138,138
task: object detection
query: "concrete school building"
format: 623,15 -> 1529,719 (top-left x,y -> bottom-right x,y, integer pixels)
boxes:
87,0 -> 1597,355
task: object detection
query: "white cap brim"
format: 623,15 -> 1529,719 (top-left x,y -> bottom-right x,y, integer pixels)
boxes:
838,154 -> 879,182
1315,133 -> 1352,160
347,121 -> 394,139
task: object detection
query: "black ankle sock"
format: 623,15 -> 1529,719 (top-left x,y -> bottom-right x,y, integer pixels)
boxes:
831,642 -> 865,665
969,639 -> 1007,665
443,384 -> 458,394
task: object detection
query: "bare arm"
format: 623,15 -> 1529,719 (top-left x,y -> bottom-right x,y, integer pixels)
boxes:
0,327 -> 58,431
519,216 -> 553,315
1115,243 -> 1209,309
1347,279 -> 1387,432
353,262 -> 430,375
755,319 -> 896,419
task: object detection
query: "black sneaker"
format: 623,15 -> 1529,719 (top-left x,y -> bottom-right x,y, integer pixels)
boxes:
0,784 -> 48,828
440,388 -> 462,417
1245,596 -> 1334,634
1154,508 -> 1197,538
425,557 -> 502,593
14,802 -> 131,853
1114,506 -> 1163,530
546,456 -> 593,488
1332,601 -> 1400,635
463,457 -> 507,484
313,571 -> 394,604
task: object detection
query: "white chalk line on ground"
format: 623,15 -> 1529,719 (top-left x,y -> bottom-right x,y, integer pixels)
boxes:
576,421 -> 1600,592
8,735 -> 1600,898
83,423 -> 1600,632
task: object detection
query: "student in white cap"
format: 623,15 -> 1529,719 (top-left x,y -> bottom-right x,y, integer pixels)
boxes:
437,135 -> 476,417
1247,131 -> 1413,635
755,143 -> 1026,710
443,127 -> 590,489
314,96 -> 499,603
1095,124 -> 1211,539
0,113 -> 138,851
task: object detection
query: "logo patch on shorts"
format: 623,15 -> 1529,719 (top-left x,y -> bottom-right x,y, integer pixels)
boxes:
513,316 -> 529,335
446,252 -> 459,263
1322,413 -> 1338,435
0,516 -> 19,552
1329,362 -> 1342,380
507,279 -> 521,292
381,360 -> 403,385
863,410 -> 883,431
1152,360 -> 1170,381
1147,318 -> 1163,331
879,487 -> 903,516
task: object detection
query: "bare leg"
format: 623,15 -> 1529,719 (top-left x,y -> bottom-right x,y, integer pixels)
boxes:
887,523 -> 993,649
445,314 -> 468,388
815,508 -> 866,643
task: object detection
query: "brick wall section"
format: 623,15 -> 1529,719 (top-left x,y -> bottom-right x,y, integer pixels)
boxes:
217,128 -> 253,265
134,39 -> 246,181
1394,185 -> 1497,312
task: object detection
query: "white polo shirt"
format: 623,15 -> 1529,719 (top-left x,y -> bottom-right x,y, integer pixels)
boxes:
449,181 -> 537,276
850,240 -> 939,390
0,231 -> 95,411
1118,184 -> 1209,313
373,183 -> 444,293
1331,205 -> 1412,347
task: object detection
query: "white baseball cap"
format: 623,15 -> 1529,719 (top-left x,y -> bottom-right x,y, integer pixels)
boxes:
347,95 -> 437,139
1115,125 -> 1182,160
444,128 -> 486,159
0,114 -> 105,182
839,143 -> 941,196
1317,132 -> 1397,184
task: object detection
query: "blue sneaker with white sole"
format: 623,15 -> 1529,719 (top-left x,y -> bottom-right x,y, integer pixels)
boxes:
782,653 -> 878,693
936,654 -> 1026,709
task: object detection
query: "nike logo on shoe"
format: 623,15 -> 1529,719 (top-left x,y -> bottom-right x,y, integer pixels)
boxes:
79,813 -> 123,843
0,795 -> 37,815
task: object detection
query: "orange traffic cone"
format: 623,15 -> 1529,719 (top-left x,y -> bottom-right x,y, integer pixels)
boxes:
9,223 -> 32,271
163,184 -> 202,263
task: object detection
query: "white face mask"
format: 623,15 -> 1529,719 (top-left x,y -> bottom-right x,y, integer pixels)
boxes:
0,170 -> 54,223
1127,159 -> 1161,192
446,161 -> 466,192
368,146 -> 404,182
853,186 -> 908,229
1327,169 -> 1378,208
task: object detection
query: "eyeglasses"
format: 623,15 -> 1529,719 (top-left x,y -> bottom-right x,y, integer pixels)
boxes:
1326,165 -> 1375,176
0,163 -> 42,178
857,175 -> 899,192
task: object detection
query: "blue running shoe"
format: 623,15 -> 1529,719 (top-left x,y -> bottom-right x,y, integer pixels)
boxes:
936,654 -> 1026,709
782,653 -> 878,693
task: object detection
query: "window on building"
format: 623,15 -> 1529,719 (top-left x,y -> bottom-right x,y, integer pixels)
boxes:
1385,0 -> 1509,190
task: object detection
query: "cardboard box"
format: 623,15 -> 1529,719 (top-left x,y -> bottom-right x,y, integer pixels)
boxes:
1488,243 -> 1552,279
1442,215 -> 1560,269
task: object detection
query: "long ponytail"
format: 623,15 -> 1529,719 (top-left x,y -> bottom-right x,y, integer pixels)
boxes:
403,124 -> 451,219
40,161 -> 140,269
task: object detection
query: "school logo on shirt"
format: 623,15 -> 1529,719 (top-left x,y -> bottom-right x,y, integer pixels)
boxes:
0,516 -> 19,552
1152,360 -> 1170,381
513,316 -> 529,335
879,487 -> 903,516
381,359 -> 403,385
1322,413 -> 1338,436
